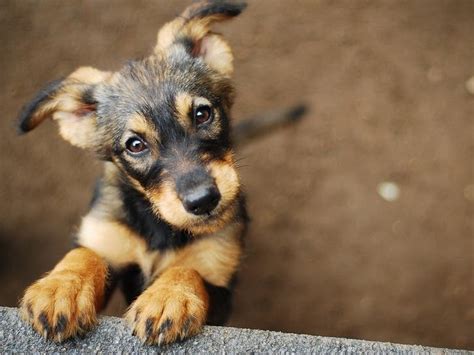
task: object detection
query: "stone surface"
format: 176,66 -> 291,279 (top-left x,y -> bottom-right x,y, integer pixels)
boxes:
0,307 -> 467,353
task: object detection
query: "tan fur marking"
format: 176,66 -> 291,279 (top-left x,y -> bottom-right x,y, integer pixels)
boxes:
20,247 -> 107,342
148,180 -> 189,229
77,216 -> 158,278
201,152 -> 212,162
193,97 -> 211,108
155,18 -> 187,51
199,34 -> 234,76
175,92 -> 193,129
209,152 -> 240,206
127,114 -> 158,144
125,266 -> 208,345
155,222 -> 243,287
69,66 -> 111,84
55,110 -> 97,149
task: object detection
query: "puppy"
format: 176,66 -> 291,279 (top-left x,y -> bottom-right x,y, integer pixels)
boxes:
18,0 -> 248,345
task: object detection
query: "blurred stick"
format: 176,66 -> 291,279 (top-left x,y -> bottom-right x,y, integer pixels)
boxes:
232,104 -> 307,146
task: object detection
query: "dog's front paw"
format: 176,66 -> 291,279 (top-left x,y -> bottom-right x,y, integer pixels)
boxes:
125,267 -> 208,345
20,270 -> 98,342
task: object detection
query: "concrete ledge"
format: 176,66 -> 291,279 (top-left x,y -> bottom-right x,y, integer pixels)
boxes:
0,307 -> 466,353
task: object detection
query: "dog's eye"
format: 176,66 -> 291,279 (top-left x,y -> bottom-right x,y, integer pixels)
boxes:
125,137 -> 148,154
194,105 -> 213,126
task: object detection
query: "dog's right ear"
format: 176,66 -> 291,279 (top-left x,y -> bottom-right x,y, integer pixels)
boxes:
154,0 -> 247,78
18,67 -> 111,149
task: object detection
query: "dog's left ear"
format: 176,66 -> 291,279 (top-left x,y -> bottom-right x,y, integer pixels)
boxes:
18,67 -> 111,149
154,0 -> 247,77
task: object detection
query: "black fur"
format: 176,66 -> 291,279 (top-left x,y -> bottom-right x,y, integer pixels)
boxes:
204,276 -> 237,325
103,265 -> 119,307
119,181 -> 192,251
119,264 -> 146,305
17,78 -> 64,133
187,1 -> 247,20
81,87 -> 98,106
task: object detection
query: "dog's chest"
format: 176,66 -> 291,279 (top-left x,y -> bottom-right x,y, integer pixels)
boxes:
77,214 -> 181,284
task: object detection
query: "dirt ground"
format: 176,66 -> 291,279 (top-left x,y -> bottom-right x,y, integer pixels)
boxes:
0,0 -> 472,350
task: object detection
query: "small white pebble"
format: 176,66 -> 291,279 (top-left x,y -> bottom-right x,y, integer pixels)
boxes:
465,76 -> 474,95
377,182 -> 400,202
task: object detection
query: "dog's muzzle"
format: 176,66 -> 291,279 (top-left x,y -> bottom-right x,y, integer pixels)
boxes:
176,168 -> 221,215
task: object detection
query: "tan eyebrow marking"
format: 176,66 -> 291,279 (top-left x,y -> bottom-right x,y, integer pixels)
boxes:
127,113 -> 156,135
175,92 -> 193,129
193,97 -> 212,108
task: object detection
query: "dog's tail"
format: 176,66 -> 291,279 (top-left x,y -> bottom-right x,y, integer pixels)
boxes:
232,104 -> 308,146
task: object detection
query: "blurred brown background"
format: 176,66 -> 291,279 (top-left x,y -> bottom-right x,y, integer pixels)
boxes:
1,0 -> 473,350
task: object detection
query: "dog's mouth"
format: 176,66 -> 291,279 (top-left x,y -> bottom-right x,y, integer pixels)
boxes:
179,197 -> 238,234
193,199 -> 230,221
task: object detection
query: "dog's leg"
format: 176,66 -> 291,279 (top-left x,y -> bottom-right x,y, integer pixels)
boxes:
126,223 -> 243,345
125,266 -> 208,345
20,247 -> 108,342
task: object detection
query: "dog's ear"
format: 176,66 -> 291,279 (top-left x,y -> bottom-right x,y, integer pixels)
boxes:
155,0 -> 246,77
18,67 -> 111,149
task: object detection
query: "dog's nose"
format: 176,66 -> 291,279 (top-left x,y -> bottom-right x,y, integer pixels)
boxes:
182,185 -> 221,215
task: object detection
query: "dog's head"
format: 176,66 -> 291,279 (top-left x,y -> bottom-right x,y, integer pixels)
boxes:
18,1 -> 246,235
